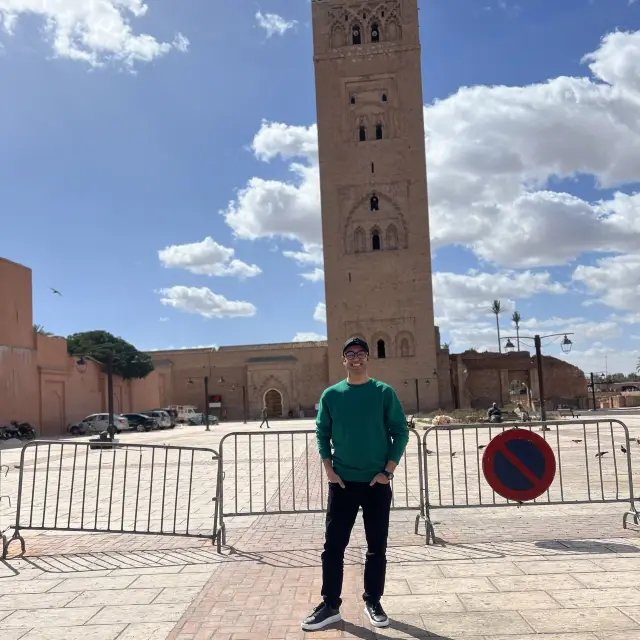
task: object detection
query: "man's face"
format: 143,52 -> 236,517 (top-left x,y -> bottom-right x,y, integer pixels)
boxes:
343,345 -> 369,373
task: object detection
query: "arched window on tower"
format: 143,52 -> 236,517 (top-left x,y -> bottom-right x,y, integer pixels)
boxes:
359,125 -> 367,142
372,229 -> 381,251
370,195 -> 379,211
377,339 -> 386,359
382,93 -> 388,103
354,227 -> 366,253
375,124 -> 383,140
371,23 -> 380,43
386,224 -> 398,249
352,25 -> 362,45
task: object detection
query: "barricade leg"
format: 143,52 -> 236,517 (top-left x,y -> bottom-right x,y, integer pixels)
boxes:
1,529 -> 25,560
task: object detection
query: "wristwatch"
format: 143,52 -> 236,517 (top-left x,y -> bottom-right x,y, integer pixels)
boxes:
381,469 -> 394,481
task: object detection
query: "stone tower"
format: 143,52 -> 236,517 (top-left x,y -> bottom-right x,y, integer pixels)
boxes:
311,0 -> 439,410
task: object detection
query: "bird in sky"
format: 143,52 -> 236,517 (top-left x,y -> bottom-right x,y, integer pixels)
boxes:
50,288 -> 62,296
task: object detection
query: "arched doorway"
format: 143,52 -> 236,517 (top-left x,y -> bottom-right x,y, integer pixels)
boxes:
264,389 -> 283,418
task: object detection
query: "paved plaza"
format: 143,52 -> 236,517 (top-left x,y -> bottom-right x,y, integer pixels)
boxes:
1,413 -> 640,639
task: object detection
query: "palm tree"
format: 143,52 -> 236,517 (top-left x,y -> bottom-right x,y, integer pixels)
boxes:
491,300 -> 503,353
33,324 -> 53,336
512,311 -> 522,351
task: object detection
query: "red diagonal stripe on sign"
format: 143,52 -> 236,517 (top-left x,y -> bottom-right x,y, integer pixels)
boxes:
497,443 -> 544,489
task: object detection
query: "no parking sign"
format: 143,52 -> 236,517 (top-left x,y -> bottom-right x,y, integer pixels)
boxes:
482,429 -> 556,502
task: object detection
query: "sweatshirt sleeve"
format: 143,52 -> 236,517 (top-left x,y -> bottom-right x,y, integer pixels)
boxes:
385,386 -> 409,464
315,391 -> 333,460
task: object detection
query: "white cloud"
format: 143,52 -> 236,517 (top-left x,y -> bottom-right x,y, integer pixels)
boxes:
255,11 -> 297,38
159,286 -> 256,319
292,331 -> 326,342
221,30 -> 640,272
0,0 -> 188,68
573,253 -> 640,312
301,268 -> 324,282
159,317 -> 169,323
314,302 -> 326,323
561,343 -> 640,377
433,270 -> 566,324
158,237 -> 261,279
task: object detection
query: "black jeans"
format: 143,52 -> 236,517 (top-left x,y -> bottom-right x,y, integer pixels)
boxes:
321,481 -> 392,608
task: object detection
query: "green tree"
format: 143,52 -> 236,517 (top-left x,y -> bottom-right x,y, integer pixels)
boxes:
67,330 -> 154,380
491,300 -> 503,353
33,324 -> 53,336
511,311 -> 522,351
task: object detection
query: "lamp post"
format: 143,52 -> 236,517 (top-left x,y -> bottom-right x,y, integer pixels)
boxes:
404,370 -> 438,414
187,376 -> 211,431
76,353 -> 118,442
230,384 -> 248,424
588,372 -> 611,411
503,333 -> 574,422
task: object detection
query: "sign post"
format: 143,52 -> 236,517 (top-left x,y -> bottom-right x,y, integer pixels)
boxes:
482,429 -> 556,502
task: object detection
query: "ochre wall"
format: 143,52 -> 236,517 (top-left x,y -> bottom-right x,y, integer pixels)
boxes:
0,259 -> 160,436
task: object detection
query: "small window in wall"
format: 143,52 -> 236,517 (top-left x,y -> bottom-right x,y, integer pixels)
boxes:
371,162 -> 375,174
377,339 -> 386,359
370,195 -> 379,211
375,124 -> 383,140
382,94 -> 388,103
371,23 -> 380,43
350,96 -> 356,105
359,125 -> 367,142
352,25 -> 361,45
372,231 -> 381,251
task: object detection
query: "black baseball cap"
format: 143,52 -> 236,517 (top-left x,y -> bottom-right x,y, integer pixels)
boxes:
343,337 -> 369,354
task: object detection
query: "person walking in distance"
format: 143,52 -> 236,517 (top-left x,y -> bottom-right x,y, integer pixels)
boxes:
301,337 -> 409,631
259,405 -> 269,429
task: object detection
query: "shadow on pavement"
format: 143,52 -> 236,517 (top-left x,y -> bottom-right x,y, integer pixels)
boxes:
339,619 -> 451,639
536,539 -> 640,553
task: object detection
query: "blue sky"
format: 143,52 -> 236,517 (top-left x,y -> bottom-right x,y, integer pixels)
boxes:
1,0 -> 639,375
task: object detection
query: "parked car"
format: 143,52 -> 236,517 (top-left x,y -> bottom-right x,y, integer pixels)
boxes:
67,413 -> 129,436
122,413 -> 157,432
188,414 -> 219,426
145,410 -> 173,429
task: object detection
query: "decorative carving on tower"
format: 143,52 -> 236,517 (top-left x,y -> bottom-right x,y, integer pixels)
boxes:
326,2 -> 402,50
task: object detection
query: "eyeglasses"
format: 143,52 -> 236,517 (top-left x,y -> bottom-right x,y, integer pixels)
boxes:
344,350 -> 368,360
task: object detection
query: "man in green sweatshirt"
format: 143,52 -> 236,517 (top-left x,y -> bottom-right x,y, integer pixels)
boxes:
301,337 -> 409,631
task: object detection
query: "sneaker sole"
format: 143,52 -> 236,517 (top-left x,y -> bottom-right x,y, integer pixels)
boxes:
301,612 -> 341,631
364,606 -> 389,628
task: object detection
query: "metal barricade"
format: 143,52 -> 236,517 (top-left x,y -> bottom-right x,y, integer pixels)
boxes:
421,419 -> 639,544
216,428 -> 425,551
2,440 -> 221,559
0,450 -> 12,554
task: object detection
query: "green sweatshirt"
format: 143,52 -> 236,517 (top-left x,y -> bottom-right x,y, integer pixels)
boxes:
315,378 -> 409,482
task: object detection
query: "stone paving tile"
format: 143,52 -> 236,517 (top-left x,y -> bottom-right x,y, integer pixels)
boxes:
488,573 -> 584,591
118,622 -> 178,639
50,575 -> 138,592
572,570 -> 640,588
0,630 -> 28,640
515,559 -> 602,574
70,587 -> 162,606
19,624 -> 125,639
521,607 -> 639,633
90,602 -> 191,625
383,593 -> 464,614
0,579 -> 63,595
418,611 -> 533,636
550,587 -> 640,608
407,577 -> 497,594
486,635 -> 598,640
0,591 -> 79,610
131,572 -> 211,590
458,589 -> 561,611
0,606 -> 102,628
596,632 -> 640,639
438,561 -> 524,577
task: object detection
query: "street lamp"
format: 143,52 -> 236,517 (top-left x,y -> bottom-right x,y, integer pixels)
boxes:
230,384 -> 248,424
500,332 -> 575,422
404,370 -> 438,414
504,339 -> 516,353
187,376 -> 211,431
561,335 -> 573,354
